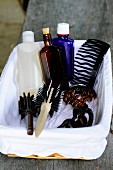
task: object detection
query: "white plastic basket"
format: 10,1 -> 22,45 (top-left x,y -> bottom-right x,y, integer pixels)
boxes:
0,40 -> 112,160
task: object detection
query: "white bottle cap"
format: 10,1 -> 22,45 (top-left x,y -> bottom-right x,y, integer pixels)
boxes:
57,23 -> 69,35
22,31 -> 35,43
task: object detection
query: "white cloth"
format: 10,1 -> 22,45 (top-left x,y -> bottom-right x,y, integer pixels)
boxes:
0,40 -> 112,159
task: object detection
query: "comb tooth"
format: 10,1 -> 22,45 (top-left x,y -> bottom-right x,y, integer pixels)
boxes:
72,77 -> 88,86
83,43 -> 101,51
74,64 -> 93,71
75,56 -> 96,64
74,67 -> 92,74
78,49 -> 99,56
76,53 -> 97,60
73,76 -> 89,84
82,47 -> 101,54
73,73 -> 91,80
75,60 -> 94,68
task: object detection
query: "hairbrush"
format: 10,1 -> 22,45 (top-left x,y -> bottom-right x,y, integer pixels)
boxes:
34,79 -> 68,118
35,79 -> 68,137
19,92 -> 35,135
19,83 -> 48,135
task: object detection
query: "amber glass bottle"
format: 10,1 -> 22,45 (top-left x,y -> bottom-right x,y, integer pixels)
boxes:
40,28 -> 67,86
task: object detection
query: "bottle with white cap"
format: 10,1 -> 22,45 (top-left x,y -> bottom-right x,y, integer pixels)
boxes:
17,31 -> 43,96
52,23 -> 74,81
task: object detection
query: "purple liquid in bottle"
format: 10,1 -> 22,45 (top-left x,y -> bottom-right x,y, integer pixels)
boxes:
52,23 -> 74,81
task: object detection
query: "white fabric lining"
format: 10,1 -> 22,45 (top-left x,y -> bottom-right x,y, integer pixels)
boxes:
0,40 -> 112,159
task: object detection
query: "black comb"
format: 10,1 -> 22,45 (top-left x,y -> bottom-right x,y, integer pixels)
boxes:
72,39 -> 110,87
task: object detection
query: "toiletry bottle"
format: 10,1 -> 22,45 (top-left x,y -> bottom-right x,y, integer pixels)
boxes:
40,28 -> 67,86
52,23 -> 74,81
17,31 -> 43,96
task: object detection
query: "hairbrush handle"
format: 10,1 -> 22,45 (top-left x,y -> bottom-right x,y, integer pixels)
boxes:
27,111 -> 33,135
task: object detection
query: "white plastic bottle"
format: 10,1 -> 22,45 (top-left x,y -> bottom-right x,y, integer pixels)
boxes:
17,31 -> 43,96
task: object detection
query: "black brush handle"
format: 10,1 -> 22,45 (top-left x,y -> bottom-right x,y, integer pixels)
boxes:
27,111 -> 33,135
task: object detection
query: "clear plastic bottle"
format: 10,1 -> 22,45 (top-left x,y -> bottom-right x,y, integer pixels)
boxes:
17,31 -> 43,96
52,23 -> 74,81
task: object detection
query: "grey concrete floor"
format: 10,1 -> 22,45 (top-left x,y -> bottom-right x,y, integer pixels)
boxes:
0,0 -> 25,75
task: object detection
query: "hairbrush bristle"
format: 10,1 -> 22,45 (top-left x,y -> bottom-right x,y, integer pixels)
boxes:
33,83 -> 47,109
49,84 -> 62,117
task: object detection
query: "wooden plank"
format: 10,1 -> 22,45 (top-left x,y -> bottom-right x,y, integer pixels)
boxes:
6,0 -> 112,169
